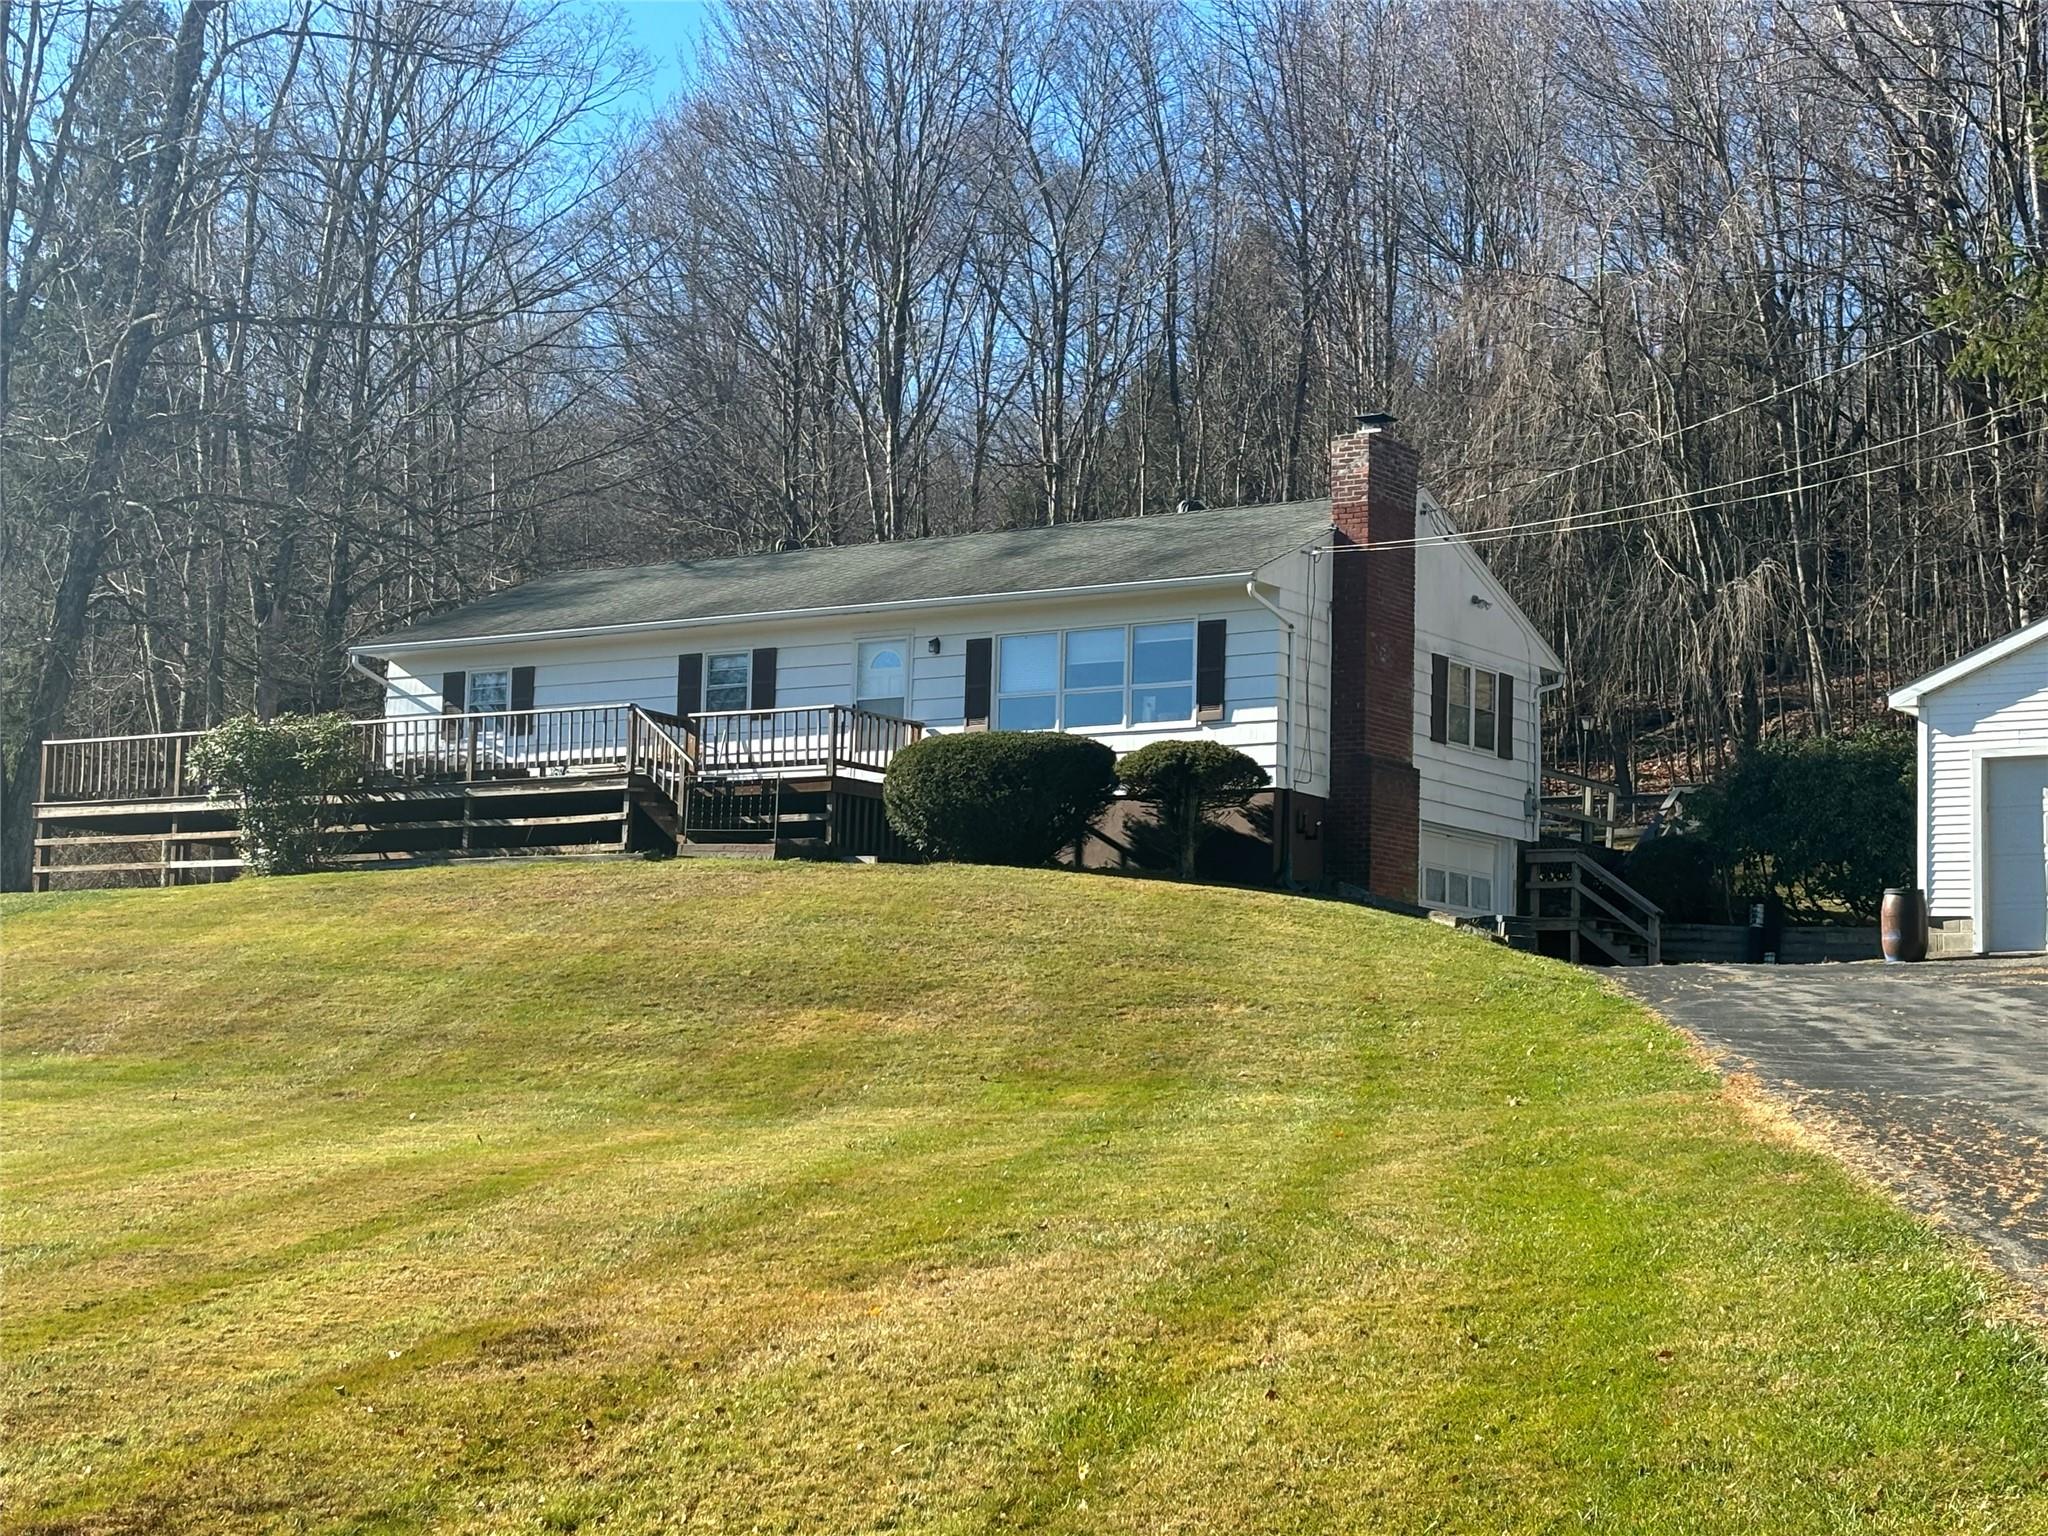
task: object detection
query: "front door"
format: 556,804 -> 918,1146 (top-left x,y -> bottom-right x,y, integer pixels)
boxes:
856,639 -> 908,718
1983,755 -> 2048,953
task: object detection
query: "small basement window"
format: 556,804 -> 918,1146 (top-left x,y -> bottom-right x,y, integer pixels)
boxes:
1424,864 -> 1494,914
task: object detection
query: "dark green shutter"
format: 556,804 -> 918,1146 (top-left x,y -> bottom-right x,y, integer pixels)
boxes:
440,671 -> 466,741
510,666 -> 535,735
963,638 -> 992,729
1195,619 -> 1227,721
751,647 -> 778,708
1495,672 -> 1515,759
1428,654 -> 1449,744
676,653 -> 702,721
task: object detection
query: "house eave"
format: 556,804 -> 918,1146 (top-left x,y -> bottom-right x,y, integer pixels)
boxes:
349,569 -> 1261,658
1886,615 -> 2048,713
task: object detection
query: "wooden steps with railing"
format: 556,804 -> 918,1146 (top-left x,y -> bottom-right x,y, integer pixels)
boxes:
30,703 -> 923,889
1539,768 -> 1694,851
1522,848 -> 1663,966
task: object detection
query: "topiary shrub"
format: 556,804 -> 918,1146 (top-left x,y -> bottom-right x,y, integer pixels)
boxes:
883,731 -> 1118,866
187,713 -> 362,876
1693,729 -> 1912,921
1116,740 -> 1269,880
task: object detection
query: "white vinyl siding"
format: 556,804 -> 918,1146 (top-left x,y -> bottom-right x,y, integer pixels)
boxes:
1410,497 -> 1551,847
1914,631 -> 2048,937
378,582 -> 1292,782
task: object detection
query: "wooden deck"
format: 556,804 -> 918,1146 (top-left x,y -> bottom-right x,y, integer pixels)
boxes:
32,704 -> 924,889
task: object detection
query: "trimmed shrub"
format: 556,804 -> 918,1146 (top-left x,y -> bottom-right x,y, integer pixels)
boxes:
1116,740 -> 1269,879
883,731 -> 1118,866
187,713 -> 362,875
1693,729 -> 1912,921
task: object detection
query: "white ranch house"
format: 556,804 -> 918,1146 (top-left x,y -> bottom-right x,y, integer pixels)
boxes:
347,420 -> 1560,909
38,421 -> 1615,940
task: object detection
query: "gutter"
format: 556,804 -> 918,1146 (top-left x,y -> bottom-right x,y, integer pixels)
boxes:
349,570 -> 1259,658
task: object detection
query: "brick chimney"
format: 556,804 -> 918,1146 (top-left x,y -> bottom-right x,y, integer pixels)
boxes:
1325,413 -> 1421,902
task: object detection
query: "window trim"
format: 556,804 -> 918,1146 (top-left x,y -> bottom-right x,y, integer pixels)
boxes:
991,621 -> 1202,732
994,631 -> 1060,731
1443,659 -> 1499,756
703,650 -> 752,713
466,667 -> 512,715
1422,862 -> 1495,915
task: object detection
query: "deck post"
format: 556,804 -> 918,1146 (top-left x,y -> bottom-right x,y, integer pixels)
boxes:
828,707 -> 843,780
38,739 -> 52,801
464,719 -> 477,783
170,735 -> 185,798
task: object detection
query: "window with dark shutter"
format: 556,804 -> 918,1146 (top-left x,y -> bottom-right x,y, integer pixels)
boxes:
963,637 -> 992,729
440,670 -> 466,741
510,666 -> 536,736
676,653 -> 702,722
1428,654 -> 1450,744
1495,672 -> 1516,759
1195,619 -> 1227,722
750,647 -> 778,709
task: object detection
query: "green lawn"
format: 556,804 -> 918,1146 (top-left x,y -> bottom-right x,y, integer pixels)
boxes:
3,861 -> 2044,1534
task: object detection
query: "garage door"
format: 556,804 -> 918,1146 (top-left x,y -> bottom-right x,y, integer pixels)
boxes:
1984,755 -> 2048,953
1420,828 -> 1506,916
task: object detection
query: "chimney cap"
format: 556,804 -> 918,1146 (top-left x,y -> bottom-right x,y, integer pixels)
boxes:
1354,411 -> 1397,433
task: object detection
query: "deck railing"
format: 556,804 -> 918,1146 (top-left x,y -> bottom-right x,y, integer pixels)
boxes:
686,705 -> 924,778
357,704 -> 641,784
37,729 -> 207,804
37,703 -> 921,804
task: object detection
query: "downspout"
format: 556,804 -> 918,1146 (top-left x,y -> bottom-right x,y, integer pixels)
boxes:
1531,669 -> 1567,856
347,652 -> 395,712
1245,576 -> 1299,885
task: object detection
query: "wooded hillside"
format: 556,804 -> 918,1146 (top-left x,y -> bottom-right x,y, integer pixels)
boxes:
5,0 -> 2044,885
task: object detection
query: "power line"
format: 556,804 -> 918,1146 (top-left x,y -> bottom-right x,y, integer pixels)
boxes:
1418,397 -> 2048,546
1444,327 -> 1951,508
1319,419 -> 2047,557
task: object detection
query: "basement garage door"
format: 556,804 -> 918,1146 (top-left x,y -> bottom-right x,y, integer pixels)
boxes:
1983,755 -> 2048,953
1420,828 -> 1507,916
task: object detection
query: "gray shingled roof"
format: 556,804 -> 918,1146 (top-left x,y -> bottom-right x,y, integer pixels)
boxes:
357,498 -> 1334,649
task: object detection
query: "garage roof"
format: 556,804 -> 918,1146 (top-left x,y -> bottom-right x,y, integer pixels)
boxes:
1888,615 -> 2048,713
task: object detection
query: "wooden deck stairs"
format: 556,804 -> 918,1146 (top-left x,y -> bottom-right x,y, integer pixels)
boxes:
1521,848 -> 1663,966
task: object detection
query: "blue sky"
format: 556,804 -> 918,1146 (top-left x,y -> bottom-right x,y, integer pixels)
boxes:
593,0 -> 715,116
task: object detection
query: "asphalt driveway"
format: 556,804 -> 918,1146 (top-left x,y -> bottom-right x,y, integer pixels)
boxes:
1617,959 -> 2047,1293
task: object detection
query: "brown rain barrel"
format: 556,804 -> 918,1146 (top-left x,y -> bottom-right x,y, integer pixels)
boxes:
1880,886 -> 1927,963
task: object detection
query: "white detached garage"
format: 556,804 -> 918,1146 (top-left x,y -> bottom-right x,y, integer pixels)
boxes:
1889,616 -> 2048,955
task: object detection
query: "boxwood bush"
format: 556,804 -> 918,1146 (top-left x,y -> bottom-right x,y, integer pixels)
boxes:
883,731 -> 1118,866
1116,740 -> 1269,879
